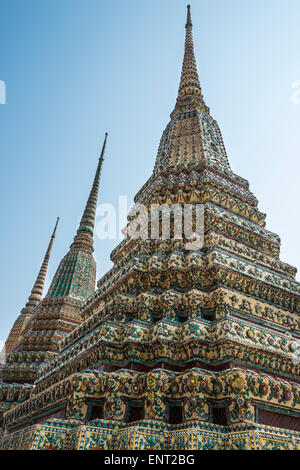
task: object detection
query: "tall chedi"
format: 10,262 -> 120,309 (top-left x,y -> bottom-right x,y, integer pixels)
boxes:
1,7 -> 299,451
0,218 -> 58,431
1,133 -> 108,388
5,217 -> 59,354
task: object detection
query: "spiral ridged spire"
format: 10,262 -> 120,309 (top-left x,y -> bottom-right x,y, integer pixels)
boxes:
71,133 -> 108,252
173,5 -> 209,114
21,217 -> 59,315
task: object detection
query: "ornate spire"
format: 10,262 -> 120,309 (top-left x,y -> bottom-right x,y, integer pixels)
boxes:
21,217 -> 59,315
6,138 -> 108,357
173,5 -> 209,114
153,6 -> 230,173
71,133 -> 108,253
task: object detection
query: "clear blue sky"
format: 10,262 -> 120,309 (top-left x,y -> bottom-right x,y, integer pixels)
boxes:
0,0 -> 299,342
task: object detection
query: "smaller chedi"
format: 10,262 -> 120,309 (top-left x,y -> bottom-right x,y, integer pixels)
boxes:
5,217 -> 60,356
0,6 -> 299,451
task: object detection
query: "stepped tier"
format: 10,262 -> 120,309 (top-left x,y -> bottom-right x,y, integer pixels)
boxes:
2,367 -> 300,447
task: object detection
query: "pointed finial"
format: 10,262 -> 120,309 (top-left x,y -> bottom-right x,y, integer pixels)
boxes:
53,216 -> 59,234
186,5 -> 192,27
21,217 -> 59,314
45,217 -> 59,256
172,5 -> 209,115
71,133 -> 108,252
99,132 -> 108,162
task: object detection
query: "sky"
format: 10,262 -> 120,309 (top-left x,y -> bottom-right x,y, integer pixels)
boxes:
0,0 -> 299,342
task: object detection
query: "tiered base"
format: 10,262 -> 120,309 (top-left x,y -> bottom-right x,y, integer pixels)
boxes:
1,420 -> 299,450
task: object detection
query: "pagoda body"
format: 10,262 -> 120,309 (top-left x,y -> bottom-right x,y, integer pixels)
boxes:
0,7 -> 299,451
